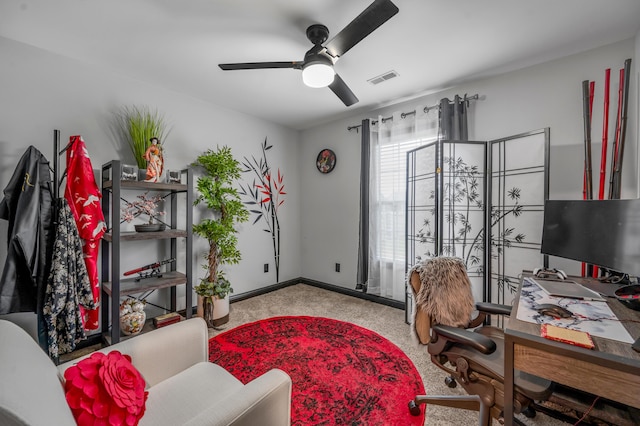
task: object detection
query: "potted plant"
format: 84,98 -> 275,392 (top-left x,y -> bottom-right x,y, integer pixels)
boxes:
116,105 -> 170,174
192,146 -> 249,327
121,192 -> 166,232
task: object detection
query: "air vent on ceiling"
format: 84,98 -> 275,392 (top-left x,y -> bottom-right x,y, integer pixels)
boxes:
367,70 -> 399,85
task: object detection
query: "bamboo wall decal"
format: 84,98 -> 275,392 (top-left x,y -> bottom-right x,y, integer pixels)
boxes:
239,138 -> 286,282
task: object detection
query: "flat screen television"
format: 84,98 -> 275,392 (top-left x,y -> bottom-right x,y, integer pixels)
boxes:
540,199 -> 640,277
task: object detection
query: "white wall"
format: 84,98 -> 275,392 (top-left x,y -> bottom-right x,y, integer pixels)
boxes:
299,121 -> 362,287
0,36 -> 302,317
300,38 -> 637,287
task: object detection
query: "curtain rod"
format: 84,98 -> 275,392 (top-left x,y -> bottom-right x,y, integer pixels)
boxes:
347,93 -> 480,132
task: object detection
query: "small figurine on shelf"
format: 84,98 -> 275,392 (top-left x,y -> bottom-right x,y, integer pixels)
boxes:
144,137 -> 164,182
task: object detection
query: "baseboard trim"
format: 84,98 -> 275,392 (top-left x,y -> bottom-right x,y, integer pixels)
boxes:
229,278 -> 300,303
229,277 -> 405,310
299,278 -> 405,310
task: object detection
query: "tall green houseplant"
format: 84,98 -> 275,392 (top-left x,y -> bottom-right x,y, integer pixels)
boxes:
192,146 -> 249,326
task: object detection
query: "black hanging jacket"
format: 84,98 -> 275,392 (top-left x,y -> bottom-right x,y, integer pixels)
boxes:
0,146 -> 54,314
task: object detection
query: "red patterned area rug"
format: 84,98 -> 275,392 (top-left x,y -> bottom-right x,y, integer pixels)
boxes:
209,316 -> 426,426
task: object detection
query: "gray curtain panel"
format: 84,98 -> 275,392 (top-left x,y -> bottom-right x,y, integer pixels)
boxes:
356,119 -> 370,291
438,95 -> 468,141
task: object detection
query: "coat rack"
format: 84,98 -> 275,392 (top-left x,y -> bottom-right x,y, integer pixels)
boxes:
52,129 -> 71,222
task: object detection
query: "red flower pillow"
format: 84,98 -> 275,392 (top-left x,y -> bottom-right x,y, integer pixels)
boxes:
64,351 -> 148,426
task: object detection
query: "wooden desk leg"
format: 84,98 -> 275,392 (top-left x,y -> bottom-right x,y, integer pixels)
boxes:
504,334 -> 515,426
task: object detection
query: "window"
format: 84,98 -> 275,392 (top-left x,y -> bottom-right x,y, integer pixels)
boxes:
359,112 -> 439,301
377,137 -> 432,262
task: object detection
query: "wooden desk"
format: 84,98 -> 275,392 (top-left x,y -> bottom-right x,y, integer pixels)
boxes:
504,275 -> 640,425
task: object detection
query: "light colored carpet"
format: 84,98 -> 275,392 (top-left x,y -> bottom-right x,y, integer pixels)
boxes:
209,283 -> 566,426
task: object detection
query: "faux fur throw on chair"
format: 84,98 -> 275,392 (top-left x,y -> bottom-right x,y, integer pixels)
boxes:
409,257 -> 475,337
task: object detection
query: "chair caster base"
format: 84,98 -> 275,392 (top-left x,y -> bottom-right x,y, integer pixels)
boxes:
521,406 -> 536,418
499,411 -> 527,426
408,400 -> 421,416
445,376 -> 457,388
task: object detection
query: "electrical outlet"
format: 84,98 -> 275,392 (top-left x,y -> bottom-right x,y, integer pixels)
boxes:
264,263 -> 269,273
335,263 -> 340,272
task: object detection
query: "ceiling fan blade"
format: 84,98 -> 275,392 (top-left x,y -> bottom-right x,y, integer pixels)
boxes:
329,74 -> 359,106
219,61 -> 303,70
324,0 -> 399,59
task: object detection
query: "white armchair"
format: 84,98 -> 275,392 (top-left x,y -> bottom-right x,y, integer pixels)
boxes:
0,317 -> 292,426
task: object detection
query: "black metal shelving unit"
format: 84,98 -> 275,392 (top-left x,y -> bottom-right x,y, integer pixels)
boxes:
100,160 -> 193,344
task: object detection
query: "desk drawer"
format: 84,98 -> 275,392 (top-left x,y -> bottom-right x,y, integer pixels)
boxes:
514,344 -> 640,409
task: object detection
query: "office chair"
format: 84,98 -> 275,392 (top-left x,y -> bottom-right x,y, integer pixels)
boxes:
407,257 -> 553,426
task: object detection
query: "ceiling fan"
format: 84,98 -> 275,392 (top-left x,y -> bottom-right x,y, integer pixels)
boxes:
218,0 -> 399,107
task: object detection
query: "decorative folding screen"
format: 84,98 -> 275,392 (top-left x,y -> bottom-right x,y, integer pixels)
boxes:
405,129 -> 549,322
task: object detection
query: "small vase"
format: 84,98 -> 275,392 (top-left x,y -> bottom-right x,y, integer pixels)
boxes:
120,311 -> 146,335
119,299 -> 146,336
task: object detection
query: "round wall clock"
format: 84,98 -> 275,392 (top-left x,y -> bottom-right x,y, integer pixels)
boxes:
316,149 -> 336,174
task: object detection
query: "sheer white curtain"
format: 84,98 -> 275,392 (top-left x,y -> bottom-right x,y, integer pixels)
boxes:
366,109 -> 438,300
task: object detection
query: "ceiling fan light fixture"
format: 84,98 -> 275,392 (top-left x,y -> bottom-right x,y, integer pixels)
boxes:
302,60 -> 335,88
218,0 -> 400,105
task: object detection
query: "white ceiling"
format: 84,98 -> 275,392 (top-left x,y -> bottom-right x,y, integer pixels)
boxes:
2,0 -> 639,130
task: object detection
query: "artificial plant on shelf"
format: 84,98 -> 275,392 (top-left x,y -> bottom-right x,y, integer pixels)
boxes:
121,192 -> 165,225
192,146 -> 249,327
116,105 -> 170,169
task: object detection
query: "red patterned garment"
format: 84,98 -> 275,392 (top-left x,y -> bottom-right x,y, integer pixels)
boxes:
65,136 -> 106,330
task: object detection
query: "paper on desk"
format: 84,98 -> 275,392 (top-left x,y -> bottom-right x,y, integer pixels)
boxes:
517,277 -> 634,343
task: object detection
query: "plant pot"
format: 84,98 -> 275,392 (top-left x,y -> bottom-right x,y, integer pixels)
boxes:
134,223 -> 166,232
197,295 -> 230,327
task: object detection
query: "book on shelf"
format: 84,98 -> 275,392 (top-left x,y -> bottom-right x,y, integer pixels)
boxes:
155,318 -> 181,328
153,312 -> 182,328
